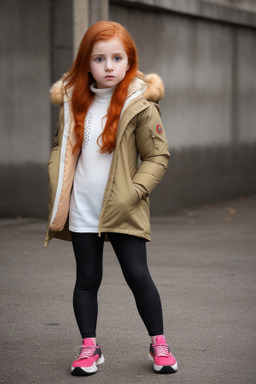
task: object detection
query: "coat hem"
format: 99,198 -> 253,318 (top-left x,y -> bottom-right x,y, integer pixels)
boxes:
98,227 -> 151,242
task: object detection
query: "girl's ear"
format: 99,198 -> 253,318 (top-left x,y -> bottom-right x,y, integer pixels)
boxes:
126,63 -> 130,72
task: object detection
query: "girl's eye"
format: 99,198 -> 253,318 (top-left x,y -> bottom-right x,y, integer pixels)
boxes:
95,57 -> 103,63
114,56 -> 122,62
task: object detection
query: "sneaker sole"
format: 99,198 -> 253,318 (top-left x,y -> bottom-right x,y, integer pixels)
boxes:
71,354 -> 105,376
148,353 -> 178,374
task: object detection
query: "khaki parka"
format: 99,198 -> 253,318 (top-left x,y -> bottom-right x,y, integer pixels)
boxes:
44,73 -> 170,247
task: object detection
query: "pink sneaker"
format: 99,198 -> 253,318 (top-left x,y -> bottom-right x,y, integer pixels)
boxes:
149,335 -> 178,374
71,338 -> 104,376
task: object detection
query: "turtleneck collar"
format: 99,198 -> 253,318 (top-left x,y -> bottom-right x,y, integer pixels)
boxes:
90,83 -> 115,103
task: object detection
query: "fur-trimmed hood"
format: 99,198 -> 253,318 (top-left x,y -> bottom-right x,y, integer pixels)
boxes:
49,72 -> 164,106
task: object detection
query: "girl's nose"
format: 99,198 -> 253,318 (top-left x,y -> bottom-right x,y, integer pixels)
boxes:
105,59 -> 113,71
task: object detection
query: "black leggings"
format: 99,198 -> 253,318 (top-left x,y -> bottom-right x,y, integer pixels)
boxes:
71,232 -> 164,338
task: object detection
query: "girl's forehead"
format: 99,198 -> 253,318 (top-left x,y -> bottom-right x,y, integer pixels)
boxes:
91,37 -> 126,54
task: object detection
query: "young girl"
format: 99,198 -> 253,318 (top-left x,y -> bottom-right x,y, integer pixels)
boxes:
45,21 -> 177,376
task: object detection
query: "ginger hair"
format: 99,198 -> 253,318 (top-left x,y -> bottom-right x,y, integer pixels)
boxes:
63,21 -> 139,153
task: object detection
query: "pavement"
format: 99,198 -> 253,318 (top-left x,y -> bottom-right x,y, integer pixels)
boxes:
0,195 -> 256,384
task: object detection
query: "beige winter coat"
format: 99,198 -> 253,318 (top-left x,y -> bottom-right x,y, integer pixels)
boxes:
44,73 -> 170,247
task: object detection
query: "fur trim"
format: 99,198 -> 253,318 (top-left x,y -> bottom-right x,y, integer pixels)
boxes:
142,73 -> 164,101
50,72 -> 164,105
128,73 -> 164,102
50,79 -> 64,105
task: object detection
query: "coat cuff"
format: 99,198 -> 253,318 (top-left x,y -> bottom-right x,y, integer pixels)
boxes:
133,183 -> 149,200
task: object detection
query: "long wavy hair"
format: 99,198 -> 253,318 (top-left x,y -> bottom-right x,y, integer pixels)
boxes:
63,21 -> 139,154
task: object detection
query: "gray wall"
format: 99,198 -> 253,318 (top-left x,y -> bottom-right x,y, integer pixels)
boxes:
0,0 -> 256,218
109,1 -> 256,213
0,0 -> 73,217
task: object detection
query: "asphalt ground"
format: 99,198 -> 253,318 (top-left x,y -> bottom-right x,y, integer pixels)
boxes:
1,195 -> 256,384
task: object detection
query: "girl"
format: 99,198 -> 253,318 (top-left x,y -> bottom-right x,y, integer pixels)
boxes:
45,21 -> 177,376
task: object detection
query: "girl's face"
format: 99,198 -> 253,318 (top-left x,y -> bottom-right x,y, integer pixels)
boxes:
89,37 -> 129,89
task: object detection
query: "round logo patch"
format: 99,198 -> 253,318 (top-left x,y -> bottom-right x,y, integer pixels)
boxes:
156,125 -> 163,134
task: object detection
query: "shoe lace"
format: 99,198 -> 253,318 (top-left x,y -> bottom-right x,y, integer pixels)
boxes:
153,343 -> 170,358
74,344 -> 96,360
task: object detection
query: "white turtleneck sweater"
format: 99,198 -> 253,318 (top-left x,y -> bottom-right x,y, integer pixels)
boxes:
69,84 -> 115,233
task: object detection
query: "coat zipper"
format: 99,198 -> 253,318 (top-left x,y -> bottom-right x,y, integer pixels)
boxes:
150,129 -> 158,148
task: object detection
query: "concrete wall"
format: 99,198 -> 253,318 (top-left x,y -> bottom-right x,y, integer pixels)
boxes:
0,0 -> 255,218
0,0 -> 50,217
0,0 -> 50,165
109,0 -> 256,213
206,0 -> 256,13
0,0 -> 74,217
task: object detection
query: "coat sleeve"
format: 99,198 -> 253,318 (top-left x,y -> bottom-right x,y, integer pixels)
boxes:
132,102 -> 170,199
